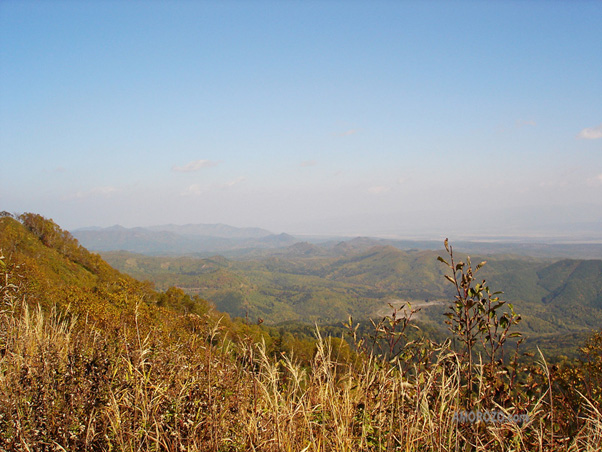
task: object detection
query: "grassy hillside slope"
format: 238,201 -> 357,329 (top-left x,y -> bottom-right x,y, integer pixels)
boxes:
1,213 -> 601,451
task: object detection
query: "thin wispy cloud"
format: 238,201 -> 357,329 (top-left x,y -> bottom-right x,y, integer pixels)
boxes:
181,184 -> 203,196
537,167 -> 580,189
516,120 -> 536,128
577,124 -> 602,140
93,186 -> 119,195
172,159 -> 218,172
538,179 -> 569,188
496,120 -> 537,134
300,160 -> 317,167
333,129 -> 359,137
586,174 -> 602,187
182,177 -> 245,196
70,186 -> 119,199
221,177 -> 246,188
368,185 -> 390,194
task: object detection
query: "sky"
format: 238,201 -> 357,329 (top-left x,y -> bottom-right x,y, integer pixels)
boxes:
1,1 -> 601,240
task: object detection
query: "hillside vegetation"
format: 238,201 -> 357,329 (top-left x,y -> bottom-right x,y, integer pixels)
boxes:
1,213 -> 601,451
102,243 -> 602,357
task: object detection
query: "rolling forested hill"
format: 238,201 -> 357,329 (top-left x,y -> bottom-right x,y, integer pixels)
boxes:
102,241 -> 602,357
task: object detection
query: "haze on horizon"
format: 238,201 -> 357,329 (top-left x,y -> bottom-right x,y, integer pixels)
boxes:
1,1 -> 601,240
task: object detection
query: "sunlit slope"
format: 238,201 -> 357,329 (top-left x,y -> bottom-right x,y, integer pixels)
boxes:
0,214 -> 211,327
0,214 -> 127,297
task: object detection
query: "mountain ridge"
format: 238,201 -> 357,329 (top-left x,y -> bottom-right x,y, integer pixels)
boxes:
72,224 -> 295,255
72,223 -> 602,259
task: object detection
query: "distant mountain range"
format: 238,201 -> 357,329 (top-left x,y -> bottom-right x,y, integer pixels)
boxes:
147,223 -> 272,238
72,224 -> 297,255
72,223 -> 602,259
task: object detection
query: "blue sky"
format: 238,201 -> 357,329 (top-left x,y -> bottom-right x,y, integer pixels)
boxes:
1,1 -> 601,239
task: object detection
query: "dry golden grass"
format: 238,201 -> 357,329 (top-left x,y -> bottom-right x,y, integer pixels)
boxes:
1,297 -> 601,452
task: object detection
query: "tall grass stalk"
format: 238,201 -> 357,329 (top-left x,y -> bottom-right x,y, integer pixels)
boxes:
2,301 -> 601,450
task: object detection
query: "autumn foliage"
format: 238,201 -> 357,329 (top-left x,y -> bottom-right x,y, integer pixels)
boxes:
0,214 -> 600,451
